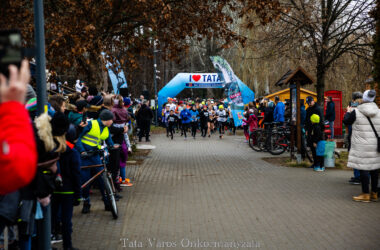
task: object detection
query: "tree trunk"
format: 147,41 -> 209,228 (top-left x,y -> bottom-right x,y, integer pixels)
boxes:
316,65 -> 326,107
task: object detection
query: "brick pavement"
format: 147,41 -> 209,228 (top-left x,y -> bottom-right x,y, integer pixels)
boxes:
64,133 -> 380,250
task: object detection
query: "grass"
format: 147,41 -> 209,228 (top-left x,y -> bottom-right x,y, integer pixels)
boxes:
150,125 -> 166,134
334,151 -> 349,170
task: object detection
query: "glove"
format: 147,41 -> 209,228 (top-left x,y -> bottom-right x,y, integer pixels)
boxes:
73,198 -> 81,206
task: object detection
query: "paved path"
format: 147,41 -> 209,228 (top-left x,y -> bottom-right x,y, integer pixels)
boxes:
68,133 -> 380,250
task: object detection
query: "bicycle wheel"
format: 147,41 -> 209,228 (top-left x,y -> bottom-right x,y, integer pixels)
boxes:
268,133 -> 287,155
249,130 -> 262,152
103,173 -> 118,219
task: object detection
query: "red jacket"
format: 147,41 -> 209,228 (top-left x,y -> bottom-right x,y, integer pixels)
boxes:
243,114 -> 258,133
0,101 -> 37,195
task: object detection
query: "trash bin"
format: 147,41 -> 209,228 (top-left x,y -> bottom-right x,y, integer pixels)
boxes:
324,141 -> 336,167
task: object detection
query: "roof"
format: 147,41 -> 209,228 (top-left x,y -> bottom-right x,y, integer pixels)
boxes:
265,88 -> 317,99
275,67 -> 315,86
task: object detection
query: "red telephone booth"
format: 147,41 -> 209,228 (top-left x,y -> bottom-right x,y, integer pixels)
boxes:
324,90 -> 343,137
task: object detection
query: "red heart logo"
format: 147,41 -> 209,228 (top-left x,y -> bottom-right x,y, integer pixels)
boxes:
192,75 -> 201,82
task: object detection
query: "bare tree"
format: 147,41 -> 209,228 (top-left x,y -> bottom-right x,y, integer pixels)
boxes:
257,0 -> 375,103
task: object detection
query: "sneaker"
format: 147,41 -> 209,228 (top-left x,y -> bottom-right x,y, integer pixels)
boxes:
349,178 -> 361,185
353,193 -> 371,202
120,180 -> 133,187
320,167 -> 325,172
171,135 -> 173,140
370,192 -> 378,202
51,234 -> 63,244
313,166 -> 321,172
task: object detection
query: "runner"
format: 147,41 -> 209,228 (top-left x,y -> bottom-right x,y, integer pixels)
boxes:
199,105 -> 209,137
189,105 -> 199,139
207,105 -> 215,137
167,110 -> 178,140
216,105 -> 228,139
180,105 -> 191,139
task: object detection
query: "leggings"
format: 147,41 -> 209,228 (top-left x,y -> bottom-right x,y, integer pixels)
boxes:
182,123 -> 190,137
191,121 -> 198,137
219,121 -> 226,135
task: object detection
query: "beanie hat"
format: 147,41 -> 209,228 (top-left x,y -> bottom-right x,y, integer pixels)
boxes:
99,109 -> 114,121
352,91 -> 363,101
363,90 -> 376,103
66,124 -> 78,143
306,96 -> 314,104
25,84 -> 36,103
51,112 -> 69,136
25,97 -> 37,112
219,105 -> 224,110
310,114 -> 320,124
75,100 -> 90,112
123,97 -> 131,107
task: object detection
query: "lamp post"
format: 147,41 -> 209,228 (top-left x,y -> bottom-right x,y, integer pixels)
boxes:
153,43 -> 161,126
34,1 -> 51,250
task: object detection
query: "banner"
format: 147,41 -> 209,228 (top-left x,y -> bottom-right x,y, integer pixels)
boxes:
101,52 -> 128,94
210,56 -> 244,127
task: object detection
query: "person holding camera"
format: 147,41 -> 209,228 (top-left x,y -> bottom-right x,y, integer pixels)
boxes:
0,60 -> 37,195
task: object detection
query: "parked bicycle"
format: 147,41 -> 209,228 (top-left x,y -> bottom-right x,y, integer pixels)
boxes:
81,146 -> 119,219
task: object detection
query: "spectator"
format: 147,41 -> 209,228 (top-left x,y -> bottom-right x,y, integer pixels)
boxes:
305,96 -> 324,167
87,86 -> 104,119
263,101 -> 275,127
75,79 -> 84,93
309,114 -> 325,172
345,90 -> 380,202
136,100 -> 153,142
343,92 -> 363,185
0,60 -> 37,195
273,96 -> 285,124
325,96 -> 336,139
49,95 -> 66,113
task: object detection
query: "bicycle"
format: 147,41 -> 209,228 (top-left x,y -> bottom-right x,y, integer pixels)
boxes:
81,146 -> 119,219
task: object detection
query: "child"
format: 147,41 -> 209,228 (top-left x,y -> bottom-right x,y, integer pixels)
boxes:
243,109 -> 258,135
310,114 -> 325,172
167,110 -> 178,139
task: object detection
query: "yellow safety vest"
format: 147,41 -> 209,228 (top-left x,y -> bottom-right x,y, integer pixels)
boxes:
81,120 -> 109,149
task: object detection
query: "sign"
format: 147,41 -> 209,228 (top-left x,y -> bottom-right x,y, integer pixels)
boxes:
210,56 -> 244,127
101,52 -> 128,94
185,73 -> 224,88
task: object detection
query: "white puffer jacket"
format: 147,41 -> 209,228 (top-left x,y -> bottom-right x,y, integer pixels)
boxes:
348,102 -> 380,170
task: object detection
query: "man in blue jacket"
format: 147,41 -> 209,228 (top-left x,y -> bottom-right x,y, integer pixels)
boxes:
325,96 -> 336,139
189,105 -> 199,139
273,96 -> 285,124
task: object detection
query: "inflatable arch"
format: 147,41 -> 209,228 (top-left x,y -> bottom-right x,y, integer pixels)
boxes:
158,73 -> 255,112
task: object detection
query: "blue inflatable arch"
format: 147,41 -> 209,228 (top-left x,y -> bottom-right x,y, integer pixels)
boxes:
158,73 -> 255,112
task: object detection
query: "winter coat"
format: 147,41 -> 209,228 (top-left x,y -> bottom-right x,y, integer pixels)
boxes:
180,109 -> 192,124
273,102 -> 285,123
68,111 -> 83,126
263,107 -> 274,124
347,102 -> 380,170
309,123 -> 323,145
0,102 -> 37,195
325,101 -> 336,122
305,103 -> 324,133
55,144 -> 81,200
136,104 -> 153,122
112,105 -> 129,125
243,114 -> 258,133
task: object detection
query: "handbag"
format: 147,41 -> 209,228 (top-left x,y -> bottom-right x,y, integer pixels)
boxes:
366,117 -> 380,153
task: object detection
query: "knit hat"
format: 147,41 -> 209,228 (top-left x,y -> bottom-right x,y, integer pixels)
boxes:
25,97 -> 37,112
219,105 -> 224,110
363,90 -> 376,103
66,124 -> 78,143
123,97 -> 131,107
51,112 -> 69,136
310,114 -> 320,124
99,109 -> 114,121
25,84 -> 36,103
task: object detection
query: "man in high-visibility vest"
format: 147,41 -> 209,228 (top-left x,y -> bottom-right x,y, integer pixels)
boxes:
76,109 -> 117,214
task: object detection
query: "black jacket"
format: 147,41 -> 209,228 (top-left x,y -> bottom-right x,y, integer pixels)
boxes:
199,110 -> 209,124
136,104 -> 154,122
305,103 -> 324,132
263,107 -> 274,124
325,101 -> 335,122
55,145 -> 81,200
309,123 -> 323,144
